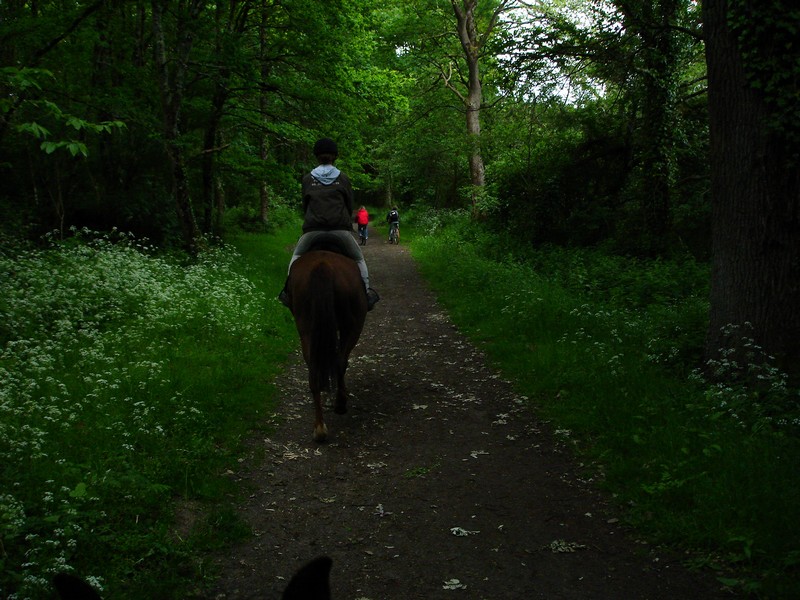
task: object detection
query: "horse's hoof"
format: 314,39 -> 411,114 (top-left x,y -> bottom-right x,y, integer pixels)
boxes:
313,424 -> 328,442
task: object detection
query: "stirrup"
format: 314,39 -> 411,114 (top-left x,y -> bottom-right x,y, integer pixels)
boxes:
366,288 -> 380,311
278,278 -> 291,308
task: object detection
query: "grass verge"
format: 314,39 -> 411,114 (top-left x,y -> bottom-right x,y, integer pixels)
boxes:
409,213 -> 800,598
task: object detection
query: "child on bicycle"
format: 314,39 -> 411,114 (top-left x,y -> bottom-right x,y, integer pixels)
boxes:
356,206 -> 369,243
386,206 -> 400,241
278,138 -> 380,311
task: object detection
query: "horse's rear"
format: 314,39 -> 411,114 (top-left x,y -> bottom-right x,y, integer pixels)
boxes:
289,250 -> 367,441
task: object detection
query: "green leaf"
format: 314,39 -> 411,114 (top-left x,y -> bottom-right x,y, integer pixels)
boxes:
67,142 -> 89,157
69,482 -> 88,498
67,116 -> 86,131
18,121 -> 50,139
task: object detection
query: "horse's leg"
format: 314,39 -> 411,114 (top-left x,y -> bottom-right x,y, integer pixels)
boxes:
334,365 -> 348,415
334,301 -> 364,415
334,347 -> 354,415
300,331 -> 328,442
313,388 -> 328,442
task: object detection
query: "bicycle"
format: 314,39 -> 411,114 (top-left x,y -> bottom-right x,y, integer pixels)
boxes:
388,222 -> 399,244
358,224 -> 368,245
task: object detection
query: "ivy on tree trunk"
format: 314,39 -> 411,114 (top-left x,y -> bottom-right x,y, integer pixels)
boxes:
703,0 -> 800,377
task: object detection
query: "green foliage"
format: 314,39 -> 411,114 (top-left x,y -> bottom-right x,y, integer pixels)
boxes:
482,89 -> 711,257
489,0 -> 709,257
0,227 -> 297,598
727,0 -> 800,151
1,65 -> 125,159
0,0 -> 409,245
1,0 -> 714,258
697,325 -> 800,436
487,100 -> 620,246
222,197 -> 301,236
411,213 -> 800,597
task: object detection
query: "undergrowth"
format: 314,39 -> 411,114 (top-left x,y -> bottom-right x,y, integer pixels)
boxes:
0,225 -> 298,599
409,211 -> 800,598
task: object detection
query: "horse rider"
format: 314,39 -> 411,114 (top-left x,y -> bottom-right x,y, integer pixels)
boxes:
278,138 -> 380,311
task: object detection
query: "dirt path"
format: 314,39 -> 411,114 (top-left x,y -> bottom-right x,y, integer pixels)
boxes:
208,229 -> 727,599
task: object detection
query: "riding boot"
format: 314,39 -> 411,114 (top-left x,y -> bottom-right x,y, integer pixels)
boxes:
366,288 -> 380,311
278,277 -> 291,308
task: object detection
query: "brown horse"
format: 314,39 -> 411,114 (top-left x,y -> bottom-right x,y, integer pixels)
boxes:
287,248 -> 367,442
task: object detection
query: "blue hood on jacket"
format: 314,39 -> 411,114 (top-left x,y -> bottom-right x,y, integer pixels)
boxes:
311,164 -> 341,185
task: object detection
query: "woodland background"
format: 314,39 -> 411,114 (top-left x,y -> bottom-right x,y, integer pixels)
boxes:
2,0 -> 799,375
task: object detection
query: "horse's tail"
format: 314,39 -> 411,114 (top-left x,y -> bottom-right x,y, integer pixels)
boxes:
309,262 -> 339,393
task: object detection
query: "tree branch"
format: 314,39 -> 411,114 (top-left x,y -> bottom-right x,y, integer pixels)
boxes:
28,0 -> 106,68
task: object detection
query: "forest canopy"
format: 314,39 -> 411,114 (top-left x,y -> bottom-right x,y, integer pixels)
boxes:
0,0 -> 707,251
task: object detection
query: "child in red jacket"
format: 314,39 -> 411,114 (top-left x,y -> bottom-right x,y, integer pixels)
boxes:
356,206 -> 369,244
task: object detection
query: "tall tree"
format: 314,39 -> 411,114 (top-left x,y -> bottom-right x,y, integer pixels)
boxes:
258,0 -> 271,225
703,0 -> 800,376
502,0 -> 706,255
617,0 -> 684,255
200,1 -> 253,234
152,0 -> 203,251
449,0 -> 513,205
388,0 -> 512,208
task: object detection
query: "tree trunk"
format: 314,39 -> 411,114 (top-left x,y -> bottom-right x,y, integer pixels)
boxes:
451,0 -> 486,202
215,166 -> 226,232
203,1 -> 250,235
152,0 -> 201,251
258,0 -> 270,226
633,0 -> 680,255
202,121 -> 219,234
703,0 -> 800,377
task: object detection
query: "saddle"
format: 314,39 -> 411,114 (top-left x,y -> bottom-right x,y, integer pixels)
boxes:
280,232 -> 374,311
305,232 -> 353,257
